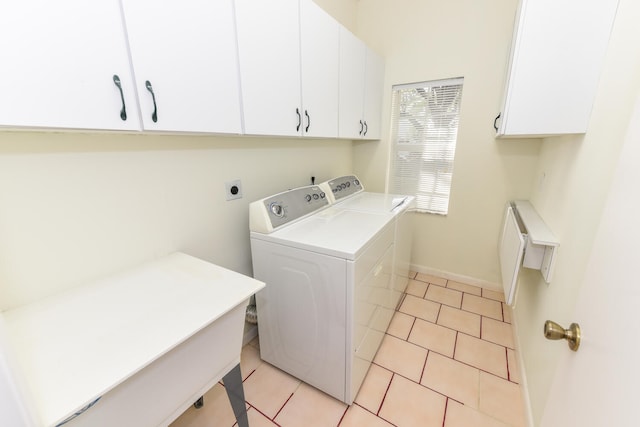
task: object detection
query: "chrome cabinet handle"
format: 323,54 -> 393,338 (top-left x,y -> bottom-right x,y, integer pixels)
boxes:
363,121 -> 368,136
359,120 -> 364,135
145,80 -> 158,123
112,75 -> 127,121
296,108 -> 301,132
305,110 -> 310,133
494,113 -> 501,131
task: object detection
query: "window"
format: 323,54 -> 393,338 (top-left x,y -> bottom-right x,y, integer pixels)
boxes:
389,78 -> 464,215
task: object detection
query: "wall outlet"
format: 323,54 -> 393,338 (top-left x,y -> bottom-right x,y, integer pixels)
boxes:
225,179 -> 243,201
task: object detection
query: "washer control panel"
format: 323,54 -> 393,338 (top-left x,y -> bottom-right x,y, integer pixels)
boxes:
321,175 -> 364,203
249,185 -> 328,233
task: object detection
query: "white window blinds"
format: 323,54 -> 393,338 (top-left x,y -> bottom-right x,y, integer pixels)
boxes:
389,78 -> 463,215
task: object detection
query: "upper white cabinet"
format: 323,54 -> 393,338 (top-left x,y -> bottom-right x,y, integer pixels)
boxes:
300,0 -> 340,138
0,0 -> 382,138
235,0 -> 340,138
496,0 -> 619,137
0,0 -> 141,131
363,48 -> 385,140
339,27 -> 385,140
121,0 -> 242,134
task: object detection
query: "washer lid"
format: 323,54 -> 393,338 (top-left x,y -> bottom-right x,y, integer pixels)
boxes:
251,208 -> 391,260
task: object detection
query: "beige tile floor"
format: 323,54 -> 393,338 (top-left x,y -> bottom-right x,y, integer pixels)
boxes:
171,273 -> 526,427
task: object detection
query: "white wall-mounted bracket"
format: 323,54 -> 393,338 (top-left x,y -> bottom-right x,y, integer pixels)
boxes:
513,200 -> 559,283
499,200 -> 559,306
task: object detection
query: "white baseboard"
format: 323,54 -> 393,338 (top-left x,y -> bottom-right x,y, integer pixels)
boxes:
410,264 -> 502,292
509,310 -> 535,427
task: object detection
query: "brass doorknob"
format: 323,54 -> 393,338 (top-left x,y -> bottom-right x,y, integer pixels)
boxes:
544,320 -> 581,351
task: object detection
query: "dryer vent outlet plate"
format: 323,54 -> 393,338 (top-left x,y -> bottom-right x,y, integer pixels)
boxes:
225,179 -> 243,201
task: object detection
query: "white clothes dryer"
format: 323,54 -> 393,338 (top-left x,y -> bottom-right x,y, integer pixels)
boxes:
319,175 -> 416,307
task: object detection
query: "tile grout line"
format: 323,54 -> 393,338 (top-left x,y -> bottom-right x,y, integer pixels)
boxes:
417,282 -> 506,321
441,398 -> 449,427
242,368 -> 257,383
418,311 -> 514,349
431,301 -> 504,323
335,404 -> 349,427
419,350 -> 430,384
389,331 -> 503,381
452,331 -> 459,361
246,404 -> 283,427
505,347 -> 512,383
450,333 -> 512,382
271,392 -> 294,423
406,314 -> 418,341
378,354 -> 466,406
417,276 -> 506,304
377,372 -> 395,416
434,300 -> 443,325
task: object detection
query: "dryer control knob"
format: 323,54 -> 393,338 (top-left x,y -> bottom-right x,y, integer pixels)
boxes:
270,202 -> 285,217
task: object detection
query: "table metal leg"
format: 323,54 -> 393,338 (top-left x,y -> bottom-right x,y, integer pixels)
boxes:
223,363 -> 248,427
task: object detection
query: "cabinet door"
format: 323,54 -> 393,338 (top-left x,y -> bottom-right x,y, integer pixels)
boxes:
0,0 -> 140,131
362,48 -> 385,140
121,0 -> 242,133
497,0 -> 619,137
338,27 -> 366,139
235,0 -> 302,136
300,0 -> 339,138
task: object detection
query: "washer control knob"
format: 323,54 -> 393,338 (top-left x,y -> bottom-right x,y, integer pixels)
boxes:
354,179 -> 360,187
320,192 -> 326,198
305,194 -> 312,202
270,202 -> 285,217
312,193 -> 319,200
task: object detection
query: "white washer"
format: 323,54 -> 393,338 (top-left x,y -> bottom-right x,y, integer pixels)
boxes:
249,185 -> 397,404
319,175 -> 416,307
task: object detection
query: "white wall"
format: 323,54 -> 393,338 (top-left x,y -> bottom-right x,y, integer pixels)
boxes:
353,0 -> 541,286
0,132 -> 352,310
513,0 -> 640,423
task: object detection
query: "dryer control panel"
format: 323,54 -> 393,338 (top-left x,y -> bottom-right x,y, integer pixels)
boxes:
249,185 -> 328,233
319,175 -> 364,204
